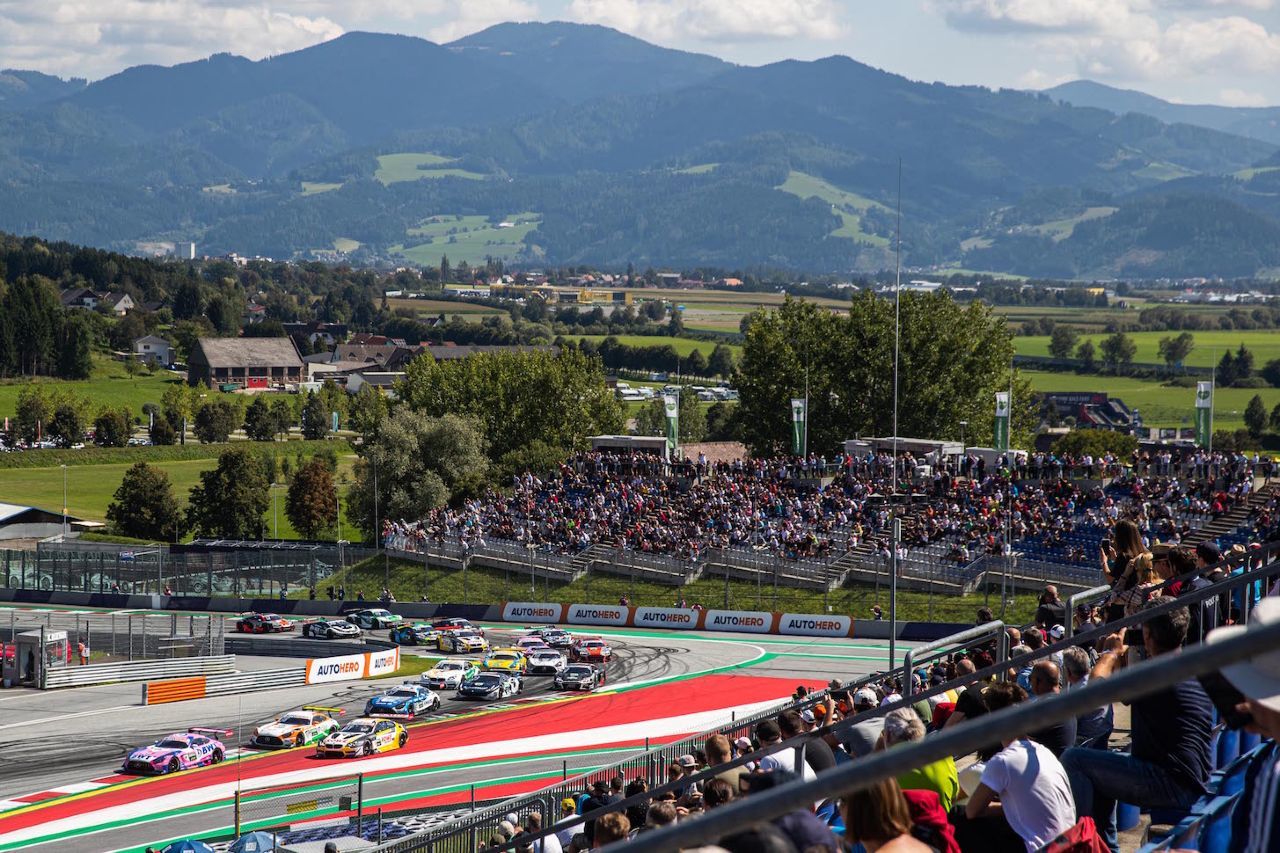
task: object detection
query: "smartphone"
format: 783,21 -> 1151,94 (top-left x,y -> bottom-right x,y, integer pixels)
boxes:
1198,671 -> 1254,730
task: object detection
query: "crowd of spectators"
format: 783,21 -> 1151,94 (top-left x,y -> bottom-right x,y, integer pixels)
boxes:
380,448 -> 1270,573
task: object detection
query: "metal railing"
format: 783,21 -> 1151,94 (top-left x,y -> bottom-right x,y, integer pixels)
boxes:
1065,584 -> 1111,639
902,620 -> 1007,697
44,654 -> 235,688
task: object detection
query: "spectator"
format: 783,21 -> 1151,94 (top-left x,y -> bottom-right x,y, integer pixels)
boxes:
706,734 -> 749,790
755,719 -> 816,781
1061,646 -> 1111,747
567,834 -> 588,853
843,777 -> 934,853
841,687 -> 886,758
962,682 -> 1077,853
740,770 -> 841,852
593,813 -> 630,848
1101,519 -> 1150,622
623,779 -> 648,829
526,812 -> 561,853
1035,585 -> 1066,628
1161,545 -> 1217,643
641,800 -> 676,834
879,708 -> 960,812
703,777 -> 736,810
1061,602 -> 1214,853
778,710 -> 835,774
606,776 -> 624,805
582,781 -> 611,844
555,799 -> 580,850
1027,660 -> 1077,756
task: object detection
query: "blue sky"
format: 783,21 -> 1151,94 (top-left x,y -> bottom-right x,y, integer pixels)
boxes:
1,1 -> 1278,106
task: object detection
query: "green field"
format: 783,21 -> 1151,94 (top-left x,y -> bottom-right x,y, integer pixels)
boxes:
571,335 -> 741,359
777,171 -> 891,247
305,556 -> 1037,624
1023,369 -> 1280,431
1234,166 -> 1280,181
396,213 -> 542,266
674,163 -> 719,175
386,297 -> 504,317
374,153 -> 486,185
333,237 -> 360,252
0,453 -> 361,541
1018,330 -> 1280,368
0,357 -> 180,420
301,181 -> 341,195
1028,206 -> 1117,242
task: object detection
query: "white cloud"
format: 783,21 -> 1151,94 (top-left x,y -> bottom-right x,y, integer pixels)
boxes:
567,0 -> 845,42
933,0 -> 1155,34
0,1 -> 344,78
1017,67 -> 1075,88
1219,86 -> 1270,104
427,0 -> 539,42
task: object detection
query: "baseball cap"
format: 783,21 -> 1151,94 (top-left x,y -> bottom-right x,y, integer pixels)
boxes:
1049,624 -> 1066,640
853,687 -> 878,708
734,736 -> 752,751
800,709 -> 815,724
1208,596 -> 1280,712
678,753 -> 697,768
561,798 -> 576,811
880,692 -> 901,707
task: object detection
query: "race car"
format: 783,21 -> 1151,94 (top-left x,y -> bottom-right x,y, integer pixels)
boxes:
389,622 -> 440,646
251,707 -> 342,749
526,648 -> 568,675
345,609 -> 404,630
432,617 -> 484,635
316,718 -> 407,758
365,683 -> 441,718
457,672 -> 522,700
123,728 -> 230,775
540,628 -> 573,649
482,648 -> 529,675
570,637 -> 613,663
302,619 -> 362,640
554,663 -> 607,692
515,636 -> 552,653
421,659 -> 480,689
235,613 -> 293,633
438,629 -> 488,654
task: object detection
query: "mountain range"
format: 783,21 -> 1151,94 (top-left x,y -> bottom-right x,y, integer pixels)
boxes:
1,23 -> 1278,279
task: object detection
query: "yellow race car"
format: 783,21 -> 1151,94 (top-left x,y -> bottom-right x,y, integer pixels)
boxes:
482,648 -> 528,676
252,706 -> 343,749
315,717 -> 408,758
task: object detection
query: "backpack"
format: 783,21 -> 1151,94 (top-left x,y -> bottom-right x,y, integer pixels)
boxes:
1041,816 -> 1109,853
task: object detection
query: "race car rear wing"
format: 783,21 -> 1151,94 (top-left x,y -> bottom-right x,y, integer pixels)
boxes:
188,727 -> 234,737
302,706 -> 345,716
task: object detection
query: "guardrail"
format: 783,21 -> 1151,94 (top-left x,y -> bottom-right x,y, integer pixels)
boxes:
1065,584 -> 1112,639
44,654 -> 235,689
902,620 -> 1007,697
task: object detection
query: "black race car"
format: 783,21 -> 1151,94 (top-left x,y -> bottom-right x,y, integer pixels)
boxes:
302,619 -> 362,640
554,663 -> 606,692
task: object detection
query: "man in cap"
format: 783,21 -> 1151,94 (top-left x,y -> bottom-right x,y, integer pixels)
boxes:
842,686 -> 887,758
554,798 -> 579,850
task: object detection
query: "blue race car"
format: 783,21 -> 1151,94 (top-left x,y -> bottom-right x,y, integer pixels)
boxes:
364,683 -> 441,718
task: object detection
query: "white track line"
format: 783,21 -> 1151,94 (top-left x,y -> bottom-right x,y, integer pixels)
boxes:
0,706 -> 133,732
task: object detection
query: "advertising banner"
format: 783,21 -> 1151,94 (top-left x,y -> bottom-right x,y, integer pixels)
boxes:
790,398 -> 807,456
1195,381 -> 1213,447
632,607 -> 702,630
566,604 -> 631,627
777,613 -> 853,638
703,610 -> 774,634
663,393 -> 679,452
502,602 -> 566,623
305,653 -> 367,684
365,647 -> 400,678
994,391 -> 1010,452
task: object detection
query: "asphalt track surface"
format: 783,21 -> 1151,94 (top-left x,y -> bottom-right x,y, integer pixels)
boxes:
0,607 -> 914,853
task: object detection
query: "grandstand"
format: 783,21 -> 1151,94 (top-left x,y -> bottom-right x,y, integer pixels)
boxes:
370,539 -> 1280,853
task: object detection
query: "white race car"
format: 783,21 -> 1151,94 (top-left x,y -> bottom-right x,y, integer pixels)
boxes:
421,659 -> 481,690
252,707 -> 343,749
526,648 -> 568,675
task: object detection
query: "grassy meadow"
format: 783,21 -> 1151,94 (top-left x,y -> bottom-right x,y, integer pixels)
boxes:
0,356 -> 180,420
374,153 -> 486,185
1017,329 -> 1280,368
394,213 -> 542,266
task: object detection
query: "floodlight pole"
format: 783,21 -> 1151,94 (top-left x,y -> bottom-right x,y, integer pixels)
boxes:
889,157 -> 902,670
61,464 -> 67,539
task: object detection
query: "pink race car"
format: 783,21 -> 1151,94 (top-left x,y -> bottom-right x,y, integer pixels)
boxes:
122,728 -> 230,775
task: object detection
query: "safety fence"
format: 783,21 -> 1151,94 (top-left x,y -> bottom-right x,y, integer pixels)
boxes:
234,773 -> 364,838
12,539 -> 377,597
0,607 -> 225,659
45,653 -> 235,689
375,541 -> 1280,853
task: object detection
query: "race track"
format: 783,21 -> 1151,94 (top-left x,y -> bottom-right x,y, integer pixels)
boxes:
0,608 -> 911,852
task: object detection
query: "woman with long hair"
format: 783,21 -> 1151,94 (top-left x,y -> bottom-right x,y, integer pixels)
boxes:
844,778 -> 934,853
1101,519 -> 1151,623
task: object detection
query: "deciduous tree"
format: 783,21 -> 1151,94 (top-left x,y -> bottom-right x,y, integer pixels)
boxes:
107,463 -> 184,542
1047,326 -> 1080,360
1100,331 -> 1137,371
93,408 -> 131,447
186,449 -> 269,539
194,400 -> 239,443
1157,332 -> 1195,368
1245,394 -> 1267,438
286,458 -> 337,540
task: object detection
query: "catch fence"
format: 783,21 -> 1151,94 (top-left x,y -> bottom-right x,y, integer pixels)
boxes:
0,606 -> 226,660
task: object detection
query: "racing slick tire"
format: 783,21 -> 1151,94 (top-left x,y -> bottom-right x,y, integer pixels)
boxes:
361,741 -> 373,757
295,733 -> 306,748
167,758 -> 180,774
212,748 -> 224,764
399,731 -> 408,748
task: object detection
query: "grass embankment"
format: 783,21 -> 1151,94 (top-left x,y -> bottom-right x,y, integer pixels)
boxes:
306,557 -> 1037,625
0,441 -> 360,540
0,356 -> 179,420
375,656 -> 441,680
1021,369 -> 1280,431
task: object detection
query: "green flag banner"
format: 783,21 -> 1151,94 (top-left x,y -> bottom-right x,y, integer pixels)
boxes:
791,398 -> 806,456
1195,381 -> 1213,447
663,393 -> 679,452
994,391 -> 1010,452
